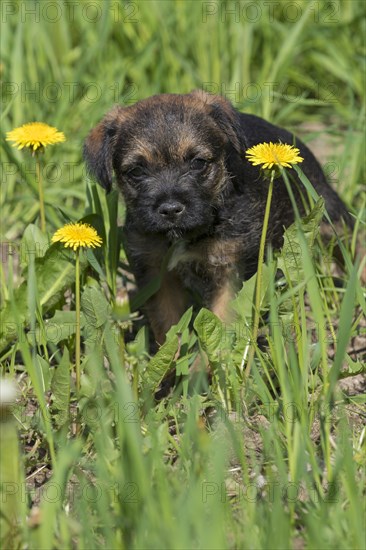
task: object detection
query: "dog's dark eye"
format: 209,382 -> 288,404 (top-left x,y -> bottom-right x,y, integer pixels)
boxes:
127,166 -> 146,180
190,158 -> 208,171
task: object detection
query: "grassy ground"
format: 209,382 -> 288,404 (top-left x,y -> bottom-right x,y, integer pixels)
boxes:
1,1 -> 365,548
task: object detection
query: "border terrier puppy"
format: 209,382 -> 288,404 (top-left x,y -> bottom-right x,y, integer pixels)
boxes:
84,91 -> 352,345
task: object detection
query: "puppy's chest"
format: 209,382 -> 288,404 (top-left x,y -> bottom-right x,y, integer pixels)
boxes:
168,237 -> 242,284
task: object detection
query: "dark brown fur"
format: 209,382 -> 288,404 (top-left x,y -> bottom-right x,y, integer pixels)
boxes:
84,91 -> 353,345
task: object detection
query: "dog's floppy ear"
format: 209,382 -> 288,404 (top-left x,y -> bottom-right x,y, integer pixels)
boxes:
189,90 -> 247,153
83,106 -> 125,193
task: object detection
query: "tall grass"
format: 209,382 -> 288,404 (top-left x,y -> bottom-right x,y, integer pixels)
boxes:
1,1 -> 365,549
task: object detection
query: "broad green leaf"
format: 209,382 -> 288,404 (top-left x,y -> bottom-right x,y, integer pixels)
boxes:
81,285 -> 110,328
231,266 -> 270,322
346,394 -> 366,405
146,335 -> 179,392
38,246 -> 83,310
277,198 -> 324,285
86,249 -> 107,283
166,307 -> 193,340
341,355 -> 366,376
0,244 -> 87,350
193,308 -> 226,365
39,310 -> 86,345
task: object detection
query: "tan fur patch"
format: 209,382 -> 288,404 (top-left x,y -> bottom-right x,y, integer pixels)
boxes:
123,138 -> 157,166
146,271 -> 187,345
211,279 -> 235,323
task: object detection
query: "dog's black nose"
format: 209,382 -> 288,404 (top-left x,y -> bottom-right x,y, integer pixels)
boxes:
158,202 -> 185,220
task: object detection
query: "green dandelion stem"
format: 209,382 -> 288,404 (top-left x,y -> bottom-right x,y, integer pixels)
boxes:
75,249 -> 81,393
245,169 -> 275,378
35,154 -> 46,232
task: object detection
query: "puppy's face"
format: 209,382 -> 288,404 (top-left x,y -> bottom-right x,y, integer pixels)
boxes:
84,91 -> 242,238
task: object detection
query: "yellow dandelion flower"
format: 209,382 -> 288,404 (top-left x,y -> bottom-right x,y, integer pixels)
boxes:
52,223 -> 103,251
6,122 -> 65,153
245,142 -> 304,169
